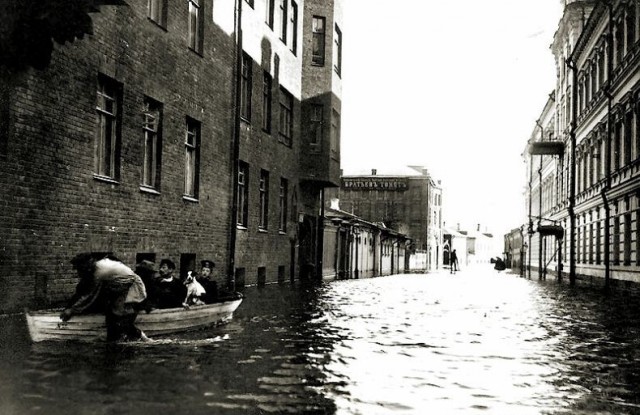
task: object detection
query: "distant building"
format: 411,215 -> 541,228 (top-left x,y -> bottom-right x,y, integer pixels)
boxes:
443,226 -> 468,269
322,199 -> 410,279
504,227 -> 525,274
330,166 -> 443,271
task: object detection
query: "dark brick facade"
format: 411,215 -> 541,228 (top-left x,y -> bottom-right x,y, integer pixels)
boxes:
0,1 -> 237,312
0,0 -> 343,313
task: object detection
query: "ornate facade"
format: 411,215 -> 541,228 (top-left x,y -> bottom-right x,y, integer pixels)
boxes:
523,0 -> 640,286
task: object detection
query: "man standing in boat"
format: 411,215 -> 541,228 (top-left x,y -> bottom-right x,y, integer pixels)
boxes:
60,253 -> 151,342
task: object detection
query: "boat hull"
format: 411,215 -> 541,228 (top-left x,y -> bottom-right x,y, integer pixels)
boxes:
25,299 -> 242,342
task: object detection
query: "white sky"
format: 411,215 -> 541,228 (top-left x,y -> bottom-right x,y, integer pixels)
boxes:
341,0 -> 563,237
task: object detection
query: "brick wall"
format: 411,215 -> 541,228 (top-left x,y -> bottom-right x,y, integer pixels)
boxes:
0,0 -> 237,312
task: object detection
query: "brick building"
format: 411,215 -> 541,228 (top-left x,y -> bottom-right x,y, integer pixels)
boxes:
0,0 -> 342,313
333,166 -> 443,271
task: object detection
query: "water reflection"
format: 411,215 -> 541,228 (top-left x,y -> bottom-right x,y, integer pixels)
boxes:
3,270 -> 640,414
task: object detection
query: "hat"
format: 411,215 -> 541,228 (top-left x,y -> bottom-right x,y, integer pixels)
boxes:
200,260 -> 215,269
159,258 -> 176,269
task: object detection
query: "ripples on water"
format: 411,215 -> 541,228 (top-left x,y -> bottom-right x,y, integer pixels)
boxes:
3,268 -> 640,414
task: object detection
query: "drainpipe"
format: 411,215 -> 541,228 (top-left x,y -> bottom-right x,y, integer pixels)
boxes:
316,188 -> 325,281
603,2 -> 613,291
536,120 -> 544,280
566,56 -> 577,286
227,0 -> 243,291
527,145 -> 533,279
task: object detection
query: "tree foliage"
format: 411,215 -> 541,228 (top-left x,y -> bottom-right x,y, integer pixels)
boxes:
0,0 -> 122,71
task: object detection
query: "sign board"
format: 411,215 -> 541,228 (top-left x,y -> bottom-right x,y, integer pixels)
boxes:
342,177 -> 409,191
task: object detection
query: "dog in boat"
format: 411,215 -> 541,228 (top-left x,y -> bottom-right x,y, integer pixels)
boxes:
183,271 -> 206,308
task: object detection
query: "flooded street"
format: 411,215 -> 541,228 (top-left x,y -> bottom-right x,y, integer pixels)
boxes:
3,267 -> 640,414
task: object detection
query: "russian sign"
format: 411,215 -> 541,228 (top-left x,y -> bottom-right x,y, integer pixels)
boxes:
342,178 -> 408,191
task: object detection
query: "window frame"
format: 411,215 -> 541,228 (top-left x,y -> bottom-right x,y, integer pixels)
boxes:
147,0 -> 167,27
262,71 -> 272,133
279,177 -> 288,232
259,169 -> 269,230
241,52 -> 253,122
290,1 -> 298,55
334,23 -> 342,76
188,0 -> 204,54
237,161 -> 249,227
330,108 -> 340,160
309,104 -> 323,151
279,87 -> 293,146
280,0 -> 288,44
94,74 -> 122,182
184,117 -> 201,199
141,97 -> 163,191
312,16 -> 326,66
265,0 -> 274,28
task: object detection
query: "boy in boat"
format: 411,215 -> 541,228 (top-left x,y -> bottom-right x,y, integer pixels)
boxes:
197,260 -> 218,304
60,253 -> 151,342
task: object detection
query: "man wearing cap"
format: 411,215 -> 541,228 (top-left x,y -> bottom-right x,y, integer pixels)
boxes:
197,260 -> 218,303
155,258 -> 185,308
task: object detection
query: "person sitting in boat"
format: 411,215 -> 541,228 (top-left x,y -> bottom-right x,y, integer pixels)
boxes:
197,259 -> 218,304
60,253 -> 151,342
155,258 -> 186,309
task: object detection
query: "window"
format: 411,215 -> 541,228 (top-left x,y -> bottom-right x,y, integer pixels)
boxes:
279,178 -> 288,232
142,97 -> 162,190
312,16 -> 325,65
136,253 -> 156,264
148,0 -> 166,26
262,71 -> 272,132
265,0 -> 274,28
180,254 -> 196,279
241,52 -> 252,121
290,1 -> 298,55
279,87 -> 293,146
259,169 -> 269,230
95,74 -> 121,180
184,117 -> 200,198
279,0 -> 288,43
331,109 -> 340,159
188,0 -> 203,53
334,24 -> 342,76
309,104 -> 323,150
237,161 -> 249,227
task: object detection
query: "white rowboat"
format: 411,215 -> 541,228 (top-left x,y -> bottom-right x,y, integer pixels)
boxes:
25,298 -> 243,342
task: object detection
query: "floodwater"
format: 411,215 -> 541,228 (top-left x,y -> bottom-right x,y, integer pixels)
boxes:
2,267 -> 640,415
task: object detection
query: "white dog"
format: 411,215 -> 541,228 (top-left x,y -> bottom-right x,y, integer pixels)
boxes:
183,271 -> 206,308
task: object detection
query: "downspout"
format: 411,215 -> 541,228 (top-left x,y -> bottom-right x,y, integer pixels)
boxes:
567,56 -> 577,286
527,147 -> 533,279
228,0 -> 243,291
536,120 -> 544,280
603,1 -> 614,291
316,189 -> 325,280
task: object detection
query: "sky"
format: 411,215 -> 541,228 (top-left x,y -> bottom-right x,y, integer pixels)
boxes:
340,0 -> 564,237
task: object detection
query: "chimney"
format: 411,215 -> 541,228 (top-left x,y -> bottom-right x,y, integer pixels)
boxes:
371,169 -> 377,175
477,223 -> 481,231
457,223 -> 460,231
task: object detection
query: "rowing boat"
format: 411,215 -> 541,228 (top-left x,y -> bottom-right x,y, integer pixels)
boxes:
25,297 -> 243,342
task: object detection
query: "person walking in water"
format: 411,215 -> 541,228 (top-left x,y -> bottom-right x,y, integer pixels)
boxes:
450,249 -> 459,274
